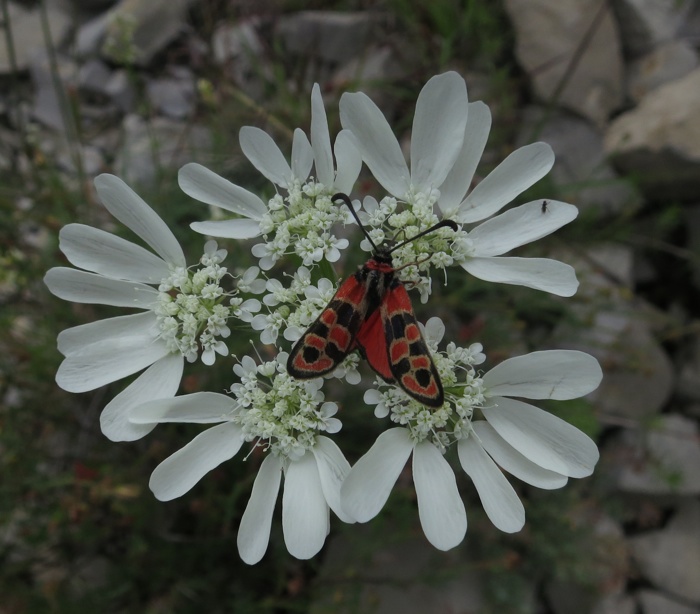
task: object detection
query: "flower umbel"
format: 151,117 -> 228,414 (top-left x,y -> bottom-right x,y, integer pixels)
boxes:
179,83 -> 361,271
44,175 -> 261,441
130,352 -> 353,564
341,71 -> 580,297
342,317 -> 602,551
44,72 -> 603,565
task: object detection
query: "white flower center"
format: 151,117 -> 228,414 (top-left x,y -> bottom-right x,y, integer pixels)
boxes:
154,242 -> 261,365
253,181 -> 350,270
366,339 -> 486,450
229,355 -> 340,458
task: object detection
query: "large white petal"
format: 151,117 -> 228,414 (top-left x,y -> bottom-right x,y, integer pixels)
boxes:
189,219 -> 261,239
56,334 -> 170,392
457,436 -> 525,533
238,455 -> 282,565
149,422 -> 244,501
472,421 -> 568,490
413,441 -> 467,550
339,92 -> 410,198
291,128 -> 313,182
454,142 -> 555,223
283,451 -> 328,559
340,428 -> 413,522
410,72 -> 469,192
59,224 -> 169,283
333,129 -> 362,194
310,84 -> 334,186
469,200 -> 578,257
100,354 -> 183,441
130,392 -> 236,424
94,174 -> 186,267
460,256 -> 579,297
178,163 -> 266,219
312,436 -> 354,523
239,126 -> 292,188
482,397 -> 599,478
57,311 -> 157,356
45,267 -> 159,308
438,101 -> 492,215
483,350 -> 603,400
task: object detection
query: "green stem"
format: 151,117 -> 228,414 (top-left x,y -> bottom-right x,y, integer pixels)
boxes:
316,257 -> 338,285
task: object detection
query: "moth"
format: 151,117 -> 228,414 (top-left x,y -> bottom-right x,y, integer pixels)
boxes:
287,193 -> 457,408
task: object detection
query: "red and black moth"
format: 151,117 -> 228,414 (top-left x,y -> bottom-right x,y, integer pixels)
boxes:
286,193 -> 458,408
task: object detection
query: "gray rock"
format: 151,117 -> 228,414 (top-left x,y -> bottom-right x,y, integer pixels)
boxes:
629,500 -> 700,603
557,245 -> 673,420
678,1 -> 700,47
212,18 -> 264,65
146,70 -> 196,119
518,108 -> 640,215
591,594 -> 637,614
29,53 -> 78,131
78,0 -> 194,66
0,2 -> 72,73
75,11 -> 111,58
546,511 -> 629,614
590,314 -> 673,420
114,114 -> 211,186
503,0 -> 624,125
275,11 -> 375,65
605,67 -> 700,201
331,45 -> 407,109
311,530 -> 487,614
102,0 -> 188,65
610,415 -> 700,495
612,0 -> 695,57
56,143 -> 104,176
212,19 -> 269,101
104,69 -> 135,113
627,40 -> 699,103
637,590 -> 700,614
77,58 -> 113,96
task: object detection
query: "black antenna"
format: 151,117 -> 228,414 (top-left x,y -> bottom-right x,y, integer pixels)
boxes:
332,193 -> 378,251
387,219 -> 458,254
332,193 -> 458,254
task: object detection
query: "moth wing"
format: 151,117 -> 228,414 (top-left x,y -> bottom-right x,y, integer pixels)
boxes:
381,282 -> 444,408
287,275 -> 367,378
355,309 -> 394,382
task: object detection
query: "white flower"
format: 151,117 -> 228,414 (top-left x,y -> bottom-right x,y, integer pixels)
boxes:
340,71 -> 469,203
129,353 -> 354,564
441,103 -> 580,296
342,428 -> 467,550
178,84 -> 361,270
331,354 -> 362,386
341,338 -> 602,550
44,175 -> 190,442
250,311 -> 286,345
341,72 -> 580,297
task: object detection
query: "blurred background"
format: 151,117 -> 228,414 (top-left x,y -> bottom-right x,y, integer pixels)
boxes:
2,0 -> 700,612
